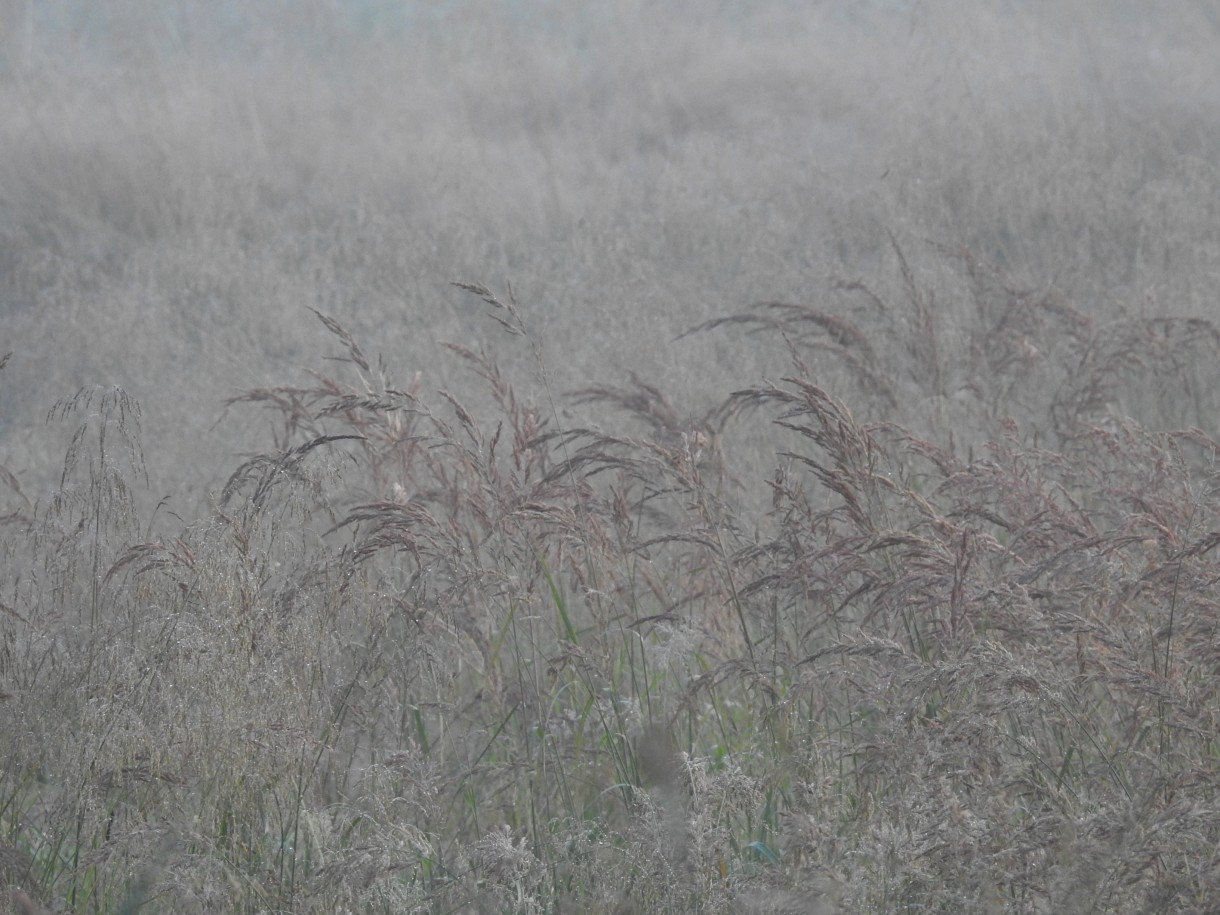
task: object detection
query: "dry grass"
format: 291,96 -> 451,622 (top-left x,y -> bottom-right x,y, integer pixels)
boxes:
3,3 -> 1220,913
4,261 -> 1220,911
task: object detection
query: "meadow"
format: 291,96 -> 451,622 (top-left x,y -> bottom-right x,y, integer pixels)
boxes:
3,2 -> 1220,912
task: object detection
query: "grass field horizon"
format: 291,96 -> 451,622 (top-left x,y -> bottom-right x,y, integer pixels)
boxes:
4,2 -> 1220,912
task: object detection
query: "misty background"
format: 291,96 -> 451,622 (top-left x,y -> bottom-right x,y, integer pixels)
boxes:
2,0 -> 1218,512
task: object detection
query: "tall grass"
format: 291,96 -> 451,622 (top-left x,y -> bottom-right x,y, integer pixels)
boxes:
4,3 -> 1220,912
4,244 -> 1220,911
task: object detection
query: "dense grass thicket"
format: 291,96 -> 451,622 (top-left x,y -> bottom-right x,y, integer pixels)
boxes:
3,2 -> 1220,912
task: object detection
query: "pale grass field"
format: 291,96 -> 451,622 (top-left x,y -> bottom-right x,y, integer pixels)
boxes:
3,2 -> 1220,912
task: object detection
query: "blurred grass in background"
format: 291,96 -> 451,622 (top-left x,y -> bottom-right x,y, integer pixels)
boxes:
2,0 -> 1217,509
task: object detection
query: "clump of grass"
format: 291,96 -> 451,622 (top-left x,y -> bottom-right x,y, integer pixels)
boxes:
3,240 -> 1220,913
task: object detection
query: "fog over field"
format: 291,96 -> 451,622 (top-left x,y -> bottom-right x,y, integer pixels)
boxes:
3,0 -> 1217,508
4,4 -> 1220,914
